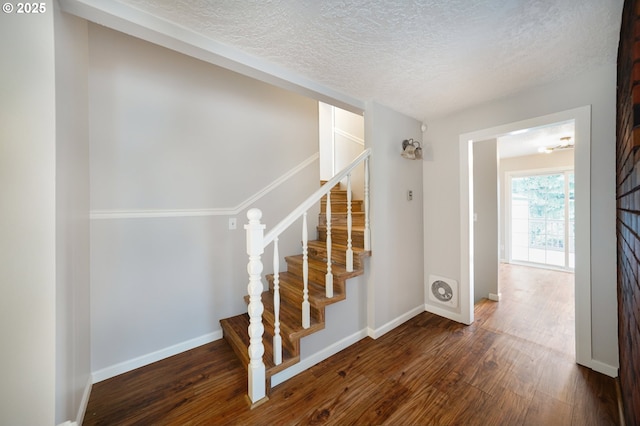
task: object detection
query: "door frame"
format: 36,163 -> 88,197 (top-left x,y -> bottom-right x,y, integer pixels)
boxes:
459,105 -> 591,367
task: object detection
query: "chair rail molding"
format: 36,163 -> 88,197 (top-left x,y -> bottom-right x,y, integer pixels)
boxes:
89,153 -> 319,220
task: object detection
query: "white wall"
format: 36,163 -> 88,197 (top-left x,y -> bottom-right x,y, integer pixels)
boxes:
319,102 -> 334,179
473,139 -> 498,302
0,2 -> 57,424
499,150 -> 574,261
88,25 -> 321,377
319,103 -> 365,197
423,65 -> 618,370
54,5 -> 92,424
334,107 -> 365,199
365,102 -> 424,335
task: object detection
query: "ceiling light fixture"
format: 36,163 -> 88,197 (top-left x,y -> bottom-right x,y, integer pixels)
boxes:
538,136 -> 574,154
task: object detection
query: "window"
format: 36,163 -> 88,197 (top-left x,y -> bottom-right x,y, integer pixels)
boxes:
509,171 -> 574,269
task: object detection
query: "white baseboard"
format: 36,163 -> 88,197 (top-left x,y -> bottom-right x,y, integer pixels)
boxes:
424,303 -> 466,324
367,305 -> 425,339
488,293 -> 501,301
587,358 -> 619,378
76,376 -> 92,425
92,331 -> 223,383
57,422 -> 77,426
270,329 -> 368,387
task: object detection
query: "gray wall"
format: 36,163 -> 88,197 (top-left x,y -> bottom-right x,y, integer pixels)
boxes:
88,25 -> 320,376
423,65 -> 618,371
0,3 -> 57,424
473,139 -> 498,302
365,102 -> 424,334
54,6 -> 91,425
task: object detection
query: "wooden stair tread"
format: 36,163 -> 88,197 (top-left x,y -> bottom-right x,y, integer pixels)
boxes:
267,271 -> 346,307
322,190 -> 349,199
320,180 -> 344,191
285,254 -> 364,279
307,240 -> 370,270
221,179 -> 371,402
220,314 -> 300,377
307,239 -> 370,256
259,290 -> 325,340
317,224 -> 366,232
321,201 -> 362,211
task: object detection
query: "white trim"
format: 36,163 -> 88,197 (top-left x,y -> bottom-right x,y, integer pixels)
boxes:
76,376 -> 92,425
334,128 -> 365,146
424,303 -> 467,324
57,422 -> 77,426
58,0 -> 364,115
90,208 -> 235,220
488,293 -> 501,301
573,106 -> 592,369
367,305 -> 425,339
458,137 -> 475,325
270,329 -> 368,387
459,105 -> 592,367
588,359 -> 619,378
92,331 -> 222,383
90,153 -> 318,220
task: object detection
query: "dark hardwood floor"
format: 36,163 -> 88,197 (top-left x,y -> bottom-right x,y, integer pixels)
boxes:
84,264 -> 619,425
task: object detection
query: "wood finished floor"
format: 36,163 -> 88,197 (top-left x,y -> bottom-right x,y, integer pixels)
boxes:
84,264 -> 619,425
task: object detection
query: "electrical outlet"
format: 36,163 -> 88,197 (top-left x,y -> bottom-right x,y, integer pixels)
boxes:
407,190 -> 413,201
228,217 -> 237,230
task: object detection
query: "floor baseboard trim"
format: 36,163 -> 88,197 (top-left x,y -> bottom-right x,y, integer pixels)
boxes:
270,329 -> 368,388
92,331 -> 223,383
588,358 -> 619,378
367,305 -> 425,339
424,303 -> 466,324
76,376 -> 92,425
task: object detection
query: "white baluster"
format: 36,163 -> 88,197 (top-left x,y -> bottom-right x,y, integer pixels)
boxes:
302,212 -> 310,329
364,157 -> 371,251
272,237 -> 282,365
346,174 -> 354,272
325,190 -> 333,298
245,208 -> 266,404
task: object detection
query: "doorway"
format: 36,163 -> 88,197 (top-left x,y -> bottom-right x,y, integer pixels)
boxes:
459,106 -> 591,368
318,102 -> 365,192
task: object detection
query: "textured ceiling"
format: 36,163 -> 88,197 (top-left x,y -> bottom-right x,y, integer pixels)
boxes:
117,0 -> 623,121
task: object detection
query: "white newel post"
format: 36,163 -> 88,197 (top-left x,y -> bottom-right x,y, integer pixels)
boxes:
245,208 -> 266,404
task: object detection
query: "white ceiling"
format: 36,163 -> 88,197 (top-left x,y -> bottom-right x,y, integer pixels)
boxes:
114,0 -> 623,122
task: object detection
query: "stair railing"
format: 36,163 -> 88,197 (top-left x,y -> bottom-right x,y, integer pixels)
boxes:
244,148 -> 371,404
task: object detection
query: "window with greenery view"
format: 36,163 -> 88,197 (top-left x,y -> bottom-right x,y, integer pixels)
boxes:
510,171 -> 574,269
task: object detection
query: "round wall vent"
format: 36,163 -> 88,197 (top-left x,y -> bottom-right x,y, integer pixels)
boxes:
431,280 -> 454,303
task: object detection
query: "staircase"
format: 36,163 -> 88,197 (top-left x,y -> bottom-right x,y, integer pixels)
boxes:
220,152 -> 371,406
